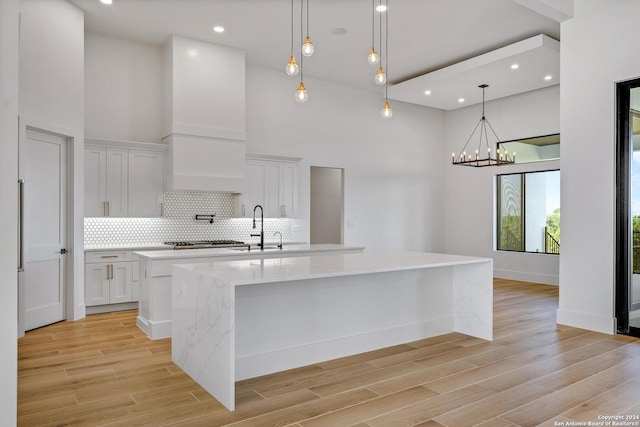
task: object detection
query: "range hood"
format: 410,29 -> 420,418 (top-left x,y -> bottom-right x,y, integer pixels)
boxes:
163,35 -> 246,193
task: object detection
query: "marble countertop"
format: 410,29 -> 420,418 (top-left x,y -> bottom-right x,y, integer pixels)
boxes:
174,251 -> 492,286
135,243 -> 365,260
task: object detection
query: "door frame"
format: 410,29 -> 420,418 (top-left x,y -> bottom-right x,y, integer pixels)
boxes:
18,117 -> 83,336
615,78 -> 640,337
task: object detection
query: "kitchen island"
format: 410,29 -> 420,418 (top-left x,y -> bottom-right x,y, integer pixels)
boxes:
134,244 -> 364,339
171,251 -> 493,411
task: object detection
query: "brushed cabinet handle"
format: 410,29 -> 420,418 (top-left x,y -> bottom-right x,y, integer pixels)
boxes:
107,201 -> 110,217
160,202 -> 164,217
101,255 -> 118,259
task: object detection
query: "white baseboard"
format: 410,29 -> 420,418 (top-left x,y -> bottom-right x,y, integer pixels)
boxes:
86,302 -> 137,315
556,308 -> 615,334
136,315 -> 171,340
235,317 -> 454,381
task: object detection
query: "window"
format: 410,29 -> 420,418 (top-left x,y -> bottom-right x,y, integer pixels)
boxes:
499,133 -> 560,164
496,170 -> 560,254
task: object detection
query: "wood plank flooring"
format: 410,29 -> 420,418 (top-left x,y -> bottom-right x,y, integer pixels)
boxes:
18,279 -> 640,426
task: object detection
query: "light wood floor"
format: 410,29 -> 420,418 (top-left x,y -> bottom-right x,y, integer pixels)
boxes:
18,279 -> 640,426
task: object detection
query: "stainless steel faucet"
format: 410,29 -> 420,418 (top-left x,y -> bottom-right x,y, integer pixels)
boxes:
250,205 -> 264,250
274,231 -> 283,249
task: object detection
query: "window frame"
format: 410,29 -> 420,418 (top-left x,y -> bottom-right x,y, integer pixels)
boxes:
496,168 -> 560,255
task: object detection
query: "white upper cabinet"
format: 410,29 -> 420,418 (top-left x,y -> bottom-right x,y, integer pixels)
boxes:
84,140 -> 165,218
105,147 -> 129,217
128,149 -> 164,217
237,155 -> 300,218
84,145 -> 108,217
85,145 -> 128,217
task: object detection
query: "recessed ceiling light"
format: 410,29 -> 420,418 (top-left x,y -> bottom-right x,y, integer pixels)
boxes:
458,98 -> 465,103
544,75 -> 553,81
330,28 -> 348,36
188,49 -> 198,57
511,63 -> 519,70
376,4 -> 387,12
100,0 -> 113,4
213,26 -> 225,33
424,90 -> 431,95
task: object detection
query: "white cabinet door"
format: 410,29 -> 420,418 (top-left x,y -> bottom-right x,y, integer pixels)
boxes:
105,148 -> 128,217
85,263 -> 110,306
128,150 -> 164,217
84,146 -> 107,217
281,162 -> 297,218
239,160 -> 268,217
110,262 -> 134,304
266,163 -> 282,217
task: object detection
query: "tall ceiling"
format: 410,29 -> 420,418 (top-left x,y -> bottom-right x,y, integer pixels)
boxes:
69,0 -> 565,109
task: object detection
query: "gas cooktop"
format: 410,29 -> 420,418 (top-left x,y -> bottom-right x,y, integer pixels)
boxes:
164,240 -> 247,250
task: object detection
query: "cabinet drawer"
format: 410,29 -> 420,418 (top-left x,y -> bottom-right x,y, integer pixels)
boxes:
86,251 -> 131,263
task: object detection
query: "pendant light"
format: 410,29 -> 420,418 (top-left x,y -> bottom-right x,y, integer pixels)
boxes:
367,0 -> 379,65
380,0 -> 392,118
452,84 -> 515,167
301,0 -> 314,56
295,0 -> 308,102
374,0 -> 386,84
285,0 -> 299,76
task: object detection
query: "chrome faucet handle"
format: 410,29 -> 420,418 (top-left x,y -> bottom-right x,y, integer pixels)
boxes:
274,231 -> 283,249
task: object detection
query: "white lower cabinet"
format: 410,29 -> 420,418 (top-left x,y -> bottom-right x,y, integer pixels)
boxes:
85,251 -> 139,306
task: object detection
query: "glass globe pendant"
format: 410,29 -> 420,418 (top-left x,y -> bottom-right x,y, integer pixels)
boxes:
295,81 -> 308,102
375,66 -> 386,85
381,99 -> 392,119
367,47 -> 379,65
302,36 -> 314,56
286,55 -> 299,76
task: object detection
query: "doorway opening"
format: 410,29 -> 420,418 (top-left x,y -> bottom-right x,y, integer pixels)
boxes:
310,166 -> 344,244
615,78 -> 640,337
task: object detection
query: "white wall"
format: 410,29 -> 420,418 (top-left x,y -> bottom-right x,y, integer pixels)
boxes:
85,32 -> 163,142
444,85 -> 561,284
558,0 -> 640,334
84,34 -> 446,251
19,0 -> 85,321
245,64 -> 447,252
0,0 -> 19,421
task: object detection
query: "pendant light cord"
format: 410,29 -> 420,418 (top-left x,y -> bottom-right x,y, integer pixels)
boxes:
384,0 -> 389,99
371,0 -> 375,48
306,0 -> 310,37
300,0 -> 304,81
290,0 -> 294,56
379,0 -> 383,67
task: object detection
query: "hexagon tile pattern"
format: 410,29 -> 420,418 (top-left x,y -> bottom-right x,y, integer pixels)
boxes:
84,191 -> 293,246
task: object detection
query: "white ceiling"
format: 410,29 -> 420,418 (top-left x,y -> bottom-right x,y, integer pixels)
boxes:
69,0 -> 565,110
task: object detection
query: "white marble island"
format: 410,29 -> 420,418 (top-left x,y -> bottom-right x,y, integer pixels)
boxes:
134,244 -> 364,339
171,251 -> 493,411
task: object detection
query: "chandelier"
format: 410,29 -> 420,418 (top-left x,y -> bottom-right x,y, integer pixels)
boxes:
452,84 -> 515,167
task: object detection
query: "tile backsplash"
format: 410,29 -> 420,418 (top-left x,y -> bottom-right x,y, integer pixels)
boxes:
84,191 -> 293,246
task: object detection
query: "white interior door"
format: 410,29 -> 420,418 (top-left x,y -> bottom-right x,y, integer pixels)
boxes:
20,128 -> 67,331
